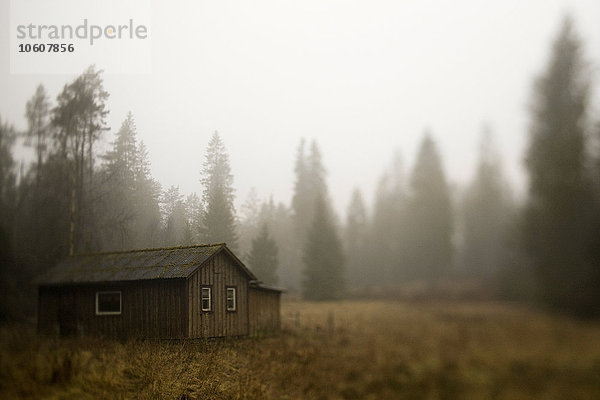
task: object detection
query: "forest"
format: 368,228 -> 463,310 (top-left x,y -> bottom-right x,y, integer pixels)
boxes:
1,17 -> 600,322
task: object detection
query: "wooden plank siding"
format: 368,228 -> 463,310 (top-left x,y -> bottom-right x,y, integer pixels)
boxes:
248,287 -> 281,335
38,244 -> 282,340
38,280 -> 187,339
38,286 -> 60,335
187,252 -> 249,338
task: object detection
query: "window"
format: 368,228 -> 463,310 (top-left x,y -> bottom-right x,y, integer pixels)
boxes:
201,287 -> 212,312
95,291 -> 121,315
226,287 -> 236,311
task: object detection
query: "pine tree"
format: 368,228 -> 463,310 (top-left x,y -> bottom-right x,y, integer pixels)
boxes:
524,17 -> 599,316
248,223 -> 279,285
52,66 -> 109,254
24,84 -> 51,187
200,132 -> 237,248
405,133 -> 453,283
302,194 -> 345,300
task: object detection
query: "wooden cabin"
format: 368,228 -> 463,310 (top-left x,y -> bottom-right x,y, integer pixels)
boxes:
37,244 -> 282,339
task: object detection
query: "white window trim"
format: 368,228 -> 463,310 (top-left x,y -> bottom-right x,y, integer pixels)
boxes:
226,287 -> 236,311
201,287 -> 212,312
95,291 -> 122,315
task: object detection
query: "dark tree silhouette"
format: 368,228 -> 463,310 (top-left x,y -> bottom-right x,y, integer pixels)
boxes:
524,17 -> 599,316
52,66 -> 109,254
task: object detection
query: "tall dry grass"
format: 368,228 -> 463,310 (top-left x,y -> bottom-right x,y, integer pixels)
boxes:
1,301 -> 600,399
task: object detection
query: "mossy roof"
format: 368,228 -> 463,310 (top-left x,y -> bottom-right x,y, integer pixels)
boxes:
38,243 -> 256,285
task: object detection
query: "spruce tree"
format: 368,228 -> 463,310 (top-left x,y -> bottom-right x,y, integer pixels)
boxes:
183,193 -> 203,245
302,194 -> 345,300
290,139 -> 329,290
370,151 -> 407,285
99,113 -> 162,250
133,141 -> 162,247
259,197 -> 295,290
99,113 -> 139,250
344,188 -> 369,287
291,139 -> 310,237
461,129 -> 513,282
248,223 -> 279,285
200,132 -> 237,249
238,188 -> 261,257
405,133 -> 453,283
524,17 -> 598,315
161,185 -> 187,246
291,139 -> 328,235
104,112 -> 138,184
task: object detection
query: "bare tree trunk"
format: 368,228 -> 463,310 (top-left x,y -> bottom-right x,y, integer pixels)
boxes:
79,130 -> 86,251
36,115 -> 43,188
34,116 -> 43,247
69,148 -> 78,256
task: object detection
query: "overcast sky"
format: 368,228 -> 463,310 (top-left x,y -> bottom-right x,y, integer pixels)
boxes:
2,0 -> 600,217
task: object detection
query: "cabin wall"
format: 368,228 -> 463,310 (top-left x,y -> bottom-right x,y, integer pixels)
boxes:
38,279 -> 187,339
248,288 -> 281,335
38,287 -> 60,335
187,252 -> 249,338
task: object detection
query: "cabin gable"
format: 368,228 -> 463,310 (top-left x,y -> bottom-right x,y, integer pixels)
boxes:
187,251 -> 250,338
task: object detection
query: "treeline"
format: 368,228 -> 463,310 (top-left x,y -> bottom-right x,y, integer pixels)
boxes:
241,18 -> 600,317
0,66 -> 244,320
1,17 -> 599,320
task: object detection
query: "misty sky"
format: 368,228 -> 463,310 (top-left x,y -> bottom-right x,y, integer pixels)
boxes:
2,0 -> 600,217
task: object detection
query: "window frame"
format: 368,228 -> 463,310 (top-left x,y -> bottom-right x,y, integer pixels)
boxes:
201,286 -> 212,312
95,291 -> 122,316
226,286 -> 237,312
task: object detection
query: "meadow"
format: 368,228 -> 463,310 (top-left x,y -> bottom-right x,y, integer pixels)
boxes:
1,300 -> 600,399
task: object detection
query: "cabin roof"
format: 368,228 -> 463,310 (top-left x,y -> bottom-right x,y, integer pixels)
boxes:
37,243 -> 257,285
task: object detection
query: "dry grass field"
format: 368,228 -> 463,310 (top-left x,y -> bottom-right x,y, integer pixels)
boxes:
1,300 -> 600,399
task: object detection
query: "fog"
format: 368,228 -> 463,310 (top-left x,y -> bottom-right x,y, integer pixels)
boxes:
2,0 -> 600,308
3,3 -> 600,398
2,0 -> 599,213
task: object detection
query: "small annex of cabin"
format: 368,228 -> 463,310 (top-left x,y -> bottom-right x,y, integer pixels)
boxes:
37,244 -> 282,339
